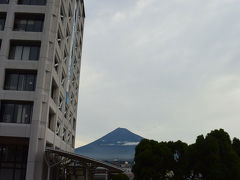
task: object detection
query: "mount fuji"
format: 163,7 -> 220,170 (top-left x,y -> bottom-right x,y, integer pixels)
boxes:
75,128 -> 143,161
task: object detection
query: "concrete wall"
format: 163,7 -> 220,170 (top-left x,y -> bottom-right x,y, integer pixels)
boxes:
0,0 -> 85,179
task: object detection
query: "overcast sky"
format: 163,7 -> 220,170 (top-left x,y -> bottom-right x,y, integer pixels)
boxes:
76,0 -> 240,147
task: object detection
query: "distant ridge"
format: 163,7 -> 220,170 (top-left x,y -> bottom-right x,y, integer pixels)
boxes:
75,128 -> 143,161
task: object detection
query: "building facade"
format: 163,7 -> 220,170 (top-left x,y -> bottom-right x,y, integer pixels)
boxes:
0,0 -> 85,179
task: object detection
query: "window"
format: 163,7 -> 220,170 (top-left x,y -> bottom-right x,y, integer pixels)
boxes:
0,143 -> 28,180
72,74 -> 76,87
51,78 -> 58,104
0,0 -> 9,4
73,58 -> 77,68
46,142 -> 53,148
18,0 -> 46,5
66,132 -> 70,143
48,108 -> 55,132
66,26 -> 71,41
0,101 -> 33,124
56,121 -> 61,136
73,118 -> 76,129
4,70 -> 37,91
60,5 -> 65,23
62,127 -> 66,141
9,41 -> 41,61
58,95 -> 63,111
57,28 -> 62,47
72,135 -> 75,148
14,13 -> 44,32
54,55 -> 59,73
68,6 -> 72,20
64,104 -> 68,119
81,24 -> 83,34
0,13 -> 6,31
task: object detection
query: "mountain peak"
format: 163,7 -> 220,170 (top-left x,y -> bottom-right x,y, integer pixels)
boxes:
75,128 -> 143,161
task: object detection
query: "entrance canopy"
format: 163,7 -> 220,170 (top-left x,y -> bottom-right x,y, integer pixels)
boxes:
45,148 -> 124,180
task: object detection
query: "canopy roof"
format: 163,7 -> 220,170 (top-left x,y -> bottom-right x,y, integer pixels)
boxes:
45,148 -> 124,174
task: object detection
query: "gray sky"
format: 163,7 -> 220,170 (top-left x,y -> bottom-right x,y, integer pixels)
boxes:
76,0 -> 240,147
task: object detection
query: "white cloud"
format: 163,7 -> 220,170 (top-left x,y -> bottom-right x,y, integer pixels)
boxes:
112,12 -> 127,22
123,142 -> 140,146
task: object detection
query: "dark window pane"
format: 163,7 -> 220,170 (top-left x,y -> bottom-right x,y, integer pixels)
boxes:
2,145 -> 16,162
17,74 -> 26,90
14,15 -> 44,32
0,169 -> 13,180
9,45 -> 23,60
0,144 -> 28,180
0,103 -> 14,123
22,104 -> 32,123
0,18 -> 5,30
18,0 -> 46,5
8,46 -> 16,59
0,0 -> 9,4
4,71 -> 36,91
26,20 -> 34,31
9,42 -> 40,61
25,74 -> 35,91
29,46 -> 39,60
14,104 -> 23,123
14,169 -> 22,180
22,46 -> 30,60
5,73 -> 18,90
18,0 -> 30,4
31,0 -> 46,5
15,146 -> 23,162
0,101 -> 33,124
33,20 -> 43,32
14,19 -> 27,31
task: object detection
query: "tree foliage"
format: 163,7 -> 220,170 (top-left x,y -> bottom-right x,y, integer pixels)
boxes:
133,129 -> 240,180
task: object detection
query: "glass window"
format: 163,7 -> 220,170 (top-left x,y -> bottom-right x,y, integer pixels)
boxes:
0,14 -> 6,30
32,20 -> 43,32
9,41 -> 41,61
0,169 -> 13,179
4,71 -> 37,91
5,73 -> 18,90
0,101 -> 33,124
22,46 -> 30,60
18,0 -> 46,5
14,19 -> 27,31
14,104 -> 23,123
25,74 -> 36,90
15,46 -> 23,59
29,46 -> 40,60
0,0 -> 8,4
22,104 -> 32,123
14,14 -> 44,32
1,103 -> 14,123
54,55 -> 59,72
0,143 -> 28,180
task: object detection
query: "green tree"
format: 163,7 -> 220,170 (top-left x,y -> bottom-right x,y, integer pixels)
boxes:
133,129 -> 240,180
187,129 -> 240,180
133,139 -> 173,180
167,141 -> 188,179
233,137 -> 240,157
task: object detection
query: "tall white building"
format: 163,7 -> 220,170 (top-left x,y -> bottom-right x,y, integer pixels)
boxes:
0,0 -> 85,179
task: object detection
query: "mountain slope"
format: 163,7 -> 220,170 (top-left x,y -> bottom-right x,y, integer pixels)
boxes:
75,128 -> 143,161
